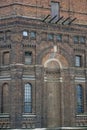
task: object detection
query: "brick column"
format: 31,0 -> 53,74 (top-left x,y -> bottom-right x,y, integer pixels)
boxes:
10,33 -> 23,128
35,65 -> 43,128
60,68 -> 75,127
69,68 -> 76,126
45,68 -> 61,128
10,65 -> 23,128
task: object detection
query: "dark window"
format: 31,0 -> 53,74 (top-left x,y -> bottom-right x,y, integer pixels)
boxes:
0,31 -> 4,41
48,34 -> 54,41
56,34 -> 62,42
5,30 -> 11,39
76,85 -> 84,113
1,83 -> 9,113
25,52 -> 32,64
24,83 -> 32,113
75,55 -> 81,67
30,32 -> 36,39
51,2 -> 59,21
3,52 -> 10,65
79,36 -> 85,44
74,36 -> 79,43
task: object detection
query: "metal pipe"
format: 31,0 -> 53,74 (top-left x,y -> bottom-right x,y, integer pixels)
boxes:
42,15 -> 50,22
55,16 -> 63,24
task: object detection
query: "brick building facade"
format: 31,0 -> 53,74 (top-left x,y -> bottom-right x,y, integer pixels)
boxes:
0,0 -> 87,129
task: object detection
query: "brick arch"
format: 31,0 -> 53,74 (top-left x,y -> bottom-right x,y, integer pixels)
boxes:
44,58 -> 62,69
37,46 -> 74,67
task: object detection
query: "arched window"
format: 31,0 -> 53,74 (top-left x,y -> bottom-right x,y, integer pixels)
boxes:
24,83 -> 32,113
1,83 -> 9,113
76,85 -> 84,113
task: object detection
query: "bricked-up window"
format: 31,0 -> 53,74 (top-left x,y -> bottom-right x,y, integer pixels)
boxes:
24,83 -> 32,113
51,2 -> 59,21
1,83 -> 9,113
76,85 -> 84,113
3,51 -> 10,65
75,55 -> 82,67
25,52 -> 32,64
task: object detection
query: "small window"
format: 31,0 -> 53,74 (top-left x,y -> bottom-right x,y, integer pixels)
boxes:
51,2 -> 59,21
48,34 -> 54,41
30,32 -> 36,39
3,52 -> 10,65
25,51 -> 32,64
56,34 -> 62,42
74,36 -> 79,43
79,36 -> 85,44
75,55 -> 81,67
23,31 -> 28,37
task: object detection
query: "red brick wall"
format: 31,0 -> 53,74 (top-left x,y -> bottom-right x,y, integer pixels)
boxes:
0,0 -> 87,25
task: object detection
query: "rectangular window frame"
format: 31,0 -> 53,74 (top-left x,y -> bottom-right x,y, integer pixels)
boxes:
56,34 -> 62,42
30,31 -> 36,40
75,55 -> 82,67
3,51 -> 10,65
74,36 -> 79,44
24,83 -> 32,113
48,33 -> 54,41
79,36 -> 85,44
25,51 -> 32,65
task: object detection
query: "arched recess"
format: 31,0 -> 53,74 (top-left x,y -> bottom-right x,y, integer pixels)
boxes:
37,45 -> 73,67
1,83 -> 9,113
43,58 -> 62,128
41,49 -> 70,127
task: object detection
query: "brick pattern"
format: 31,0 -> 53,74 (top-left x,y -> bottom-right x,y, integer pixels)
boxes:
0,0 -> 87,25
0,0 -> 87,129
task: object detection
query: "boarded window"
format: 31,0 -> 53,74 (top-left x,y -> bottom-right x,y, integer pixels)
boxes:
51,2 -> 59,21
3,52 -> 10,65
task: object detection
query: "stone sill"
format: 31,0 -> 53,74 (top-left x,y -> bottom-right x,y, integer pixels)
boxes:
76,114 -> 87,117
2,127 -> 87,130
22,114 -> 36,118
0,114 -> 10,118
